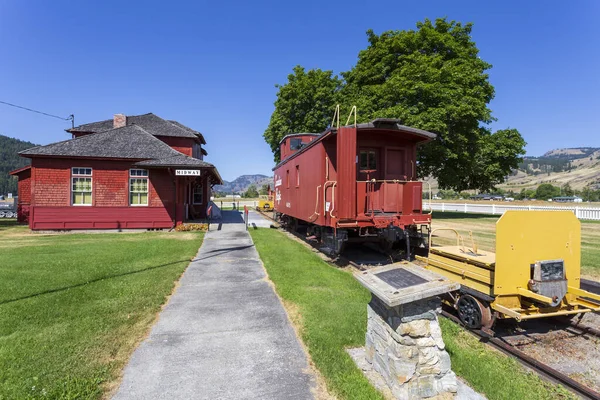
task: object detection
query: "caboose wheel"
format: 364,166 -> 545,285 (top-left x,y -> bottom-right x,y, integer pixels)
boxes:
457,295 -> 491,329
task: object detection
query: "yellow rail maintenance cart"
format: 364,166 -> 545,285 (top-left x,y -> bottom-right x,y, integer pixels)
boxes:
257,194 -> 274,211
416,211 -> 600,329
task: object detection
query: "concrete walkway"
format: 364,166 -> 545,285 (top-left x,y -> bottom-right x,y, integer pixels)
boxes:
247,209 -> 274,228
114,211 -> 314,400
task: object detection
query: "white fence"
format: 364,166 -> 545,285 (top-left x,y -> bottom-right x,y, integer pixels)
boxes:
423,202 -> 600,221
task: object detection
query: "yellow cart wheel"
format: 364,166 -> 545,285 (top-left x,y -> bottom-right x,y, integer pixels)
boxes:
457,295 -> 493,329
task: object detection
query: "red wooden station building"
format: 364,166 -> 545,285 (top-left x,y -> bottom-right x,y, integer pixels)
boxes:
10,113 -> 222,230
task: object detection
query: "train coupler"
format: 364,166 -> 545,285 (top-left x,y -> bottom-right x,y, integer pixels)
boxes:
321,229 -> 348,256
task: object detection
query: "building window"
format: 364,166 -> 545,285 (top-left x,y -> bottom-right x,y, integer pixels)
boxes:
193,185 -> 203,204
72,167 -> 92,206
296,165 -> 300,187
130,169 -> 149,206
359,150 -> 377,171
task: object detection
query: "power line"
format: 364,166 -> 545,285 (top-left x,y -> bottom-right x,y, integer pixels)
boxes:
0,100 -> 74,127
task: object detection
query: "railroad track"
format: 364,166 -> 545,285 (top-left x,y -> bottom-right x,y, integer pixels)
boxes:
257,208 -> 600,398
441,310 -> 600,400
582,279 -> 600,295
565,319 -> 600,340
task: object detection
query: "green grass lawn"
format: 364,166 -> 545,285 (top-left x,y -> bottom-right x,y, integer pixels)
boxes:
251,228 -> 576,400
431,211 -> 600,278
0,222 -> 202,399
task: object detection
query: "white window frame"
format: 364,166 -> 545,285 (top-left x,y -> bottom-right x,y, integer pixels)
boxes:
129,169 -> 149,206
193,184 -> 203,205
71,167 -> 93,206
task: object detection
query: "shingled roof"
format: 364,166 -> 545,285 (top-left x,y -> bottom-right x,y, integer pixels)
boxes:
20,125 -> 222,184
21,125 -> 184,159
67,113 -> 202,140
168,120 -> 206,144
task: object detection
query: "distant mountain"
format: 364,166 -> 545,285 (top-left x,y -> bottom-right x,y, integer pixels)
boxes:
214,174 -> 273,194
501,147 -> 600,190
541,147 -> 600,159
0,134 -> 36,196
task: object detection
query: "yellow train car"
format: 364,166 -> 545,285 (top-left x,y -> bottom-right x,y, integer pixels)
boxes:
416,211 -> 600,329
257,195 -> 274,211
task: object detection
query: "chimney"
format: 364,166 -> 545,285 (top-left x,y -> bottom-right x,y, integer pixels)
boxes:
113,114 -> 127,128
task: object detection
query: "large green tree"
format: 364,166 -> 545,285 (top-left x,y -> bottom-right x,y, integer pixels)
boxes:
264,18 -> 526,192
263,66 -> 341,162
244,184 -> 259,198
535,183 -> 560,200
0,134 -> 35,196
342,18 -> 525,191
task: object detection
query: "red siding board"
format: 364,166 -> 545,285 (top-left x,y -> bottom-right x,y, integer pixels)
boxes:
157,136 -> 194,157
336,127 -> 357,219
31,206 -> 173,230
15,169 -> 32,224
27,158 -> 179,230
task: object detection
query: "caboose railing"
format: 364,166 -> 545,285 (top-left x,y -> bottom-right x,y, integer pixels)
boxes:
356,179 -> 432,216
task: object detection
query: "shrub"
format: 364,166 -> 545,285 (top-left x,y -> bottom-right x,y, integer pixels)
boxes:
175,223 -> 208,232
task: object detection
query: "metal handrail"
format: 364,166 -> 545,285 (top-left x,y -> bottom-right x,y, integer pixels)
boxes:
357,179 -> 432,215
329,182 -> 337,218
356,179 -> 416,183
308,185 -> 322,222
323,181 -> 336,215
346,106 -> 357,126
430,228 -> 465,252
331,105 -> 340,129
424,181 -> 433,215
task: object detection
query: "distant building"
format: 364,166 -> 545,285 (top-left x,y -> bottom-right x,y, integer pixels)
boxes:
470,194 -> 504,201
10,113 -> 222,229
552,196 -> 583,203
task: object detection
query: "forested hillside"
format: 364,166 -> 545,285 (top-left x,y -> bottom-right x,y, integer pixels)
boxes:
0,134 -> 36,195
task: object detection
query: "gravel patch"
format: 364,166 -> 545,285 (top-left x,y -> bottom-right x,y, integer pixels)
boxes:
497,312 -> 600,392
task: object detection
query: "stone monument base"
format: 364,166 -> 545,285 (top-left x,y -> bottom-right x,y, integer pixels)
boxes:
365,295 -> 458,399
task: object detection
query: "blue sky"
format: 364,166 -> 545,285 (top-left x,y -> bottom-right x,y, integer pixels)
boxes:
0,0 -> 598,181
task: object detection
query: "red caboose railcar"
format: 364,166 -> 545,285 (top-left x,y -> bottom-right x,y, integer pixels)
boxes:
273,118 -> 436,257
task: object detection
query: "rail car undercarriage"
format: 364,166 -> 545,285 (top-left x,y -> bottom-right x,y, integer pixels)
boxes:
276,212 -> 430,259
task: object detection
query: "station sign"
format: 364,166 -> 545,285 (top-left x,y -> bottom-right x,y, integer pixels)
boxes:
175,169 -> 201,176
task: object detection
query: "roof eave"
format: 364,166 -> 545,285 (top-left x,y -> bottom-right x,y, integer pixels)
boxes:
9,165 -> 31,176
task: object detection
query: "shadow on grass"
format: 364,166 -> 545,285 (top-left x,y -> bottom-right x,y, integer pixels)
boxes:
0,219 -> 19,229
0,259 -> 191,306
432,211 -> 497,220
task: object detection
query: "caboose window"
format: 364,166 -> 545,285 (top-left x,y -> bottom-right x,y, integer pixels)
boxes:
296,165 -> 300,187
290,138 -> 303,150
359,150 -> 377,171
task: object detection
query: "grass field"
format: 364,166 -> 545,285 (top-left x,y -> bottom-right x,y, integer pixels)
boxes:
0,220 -> 202,399
431,211 -> 600,279
250,228 -> 575,400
